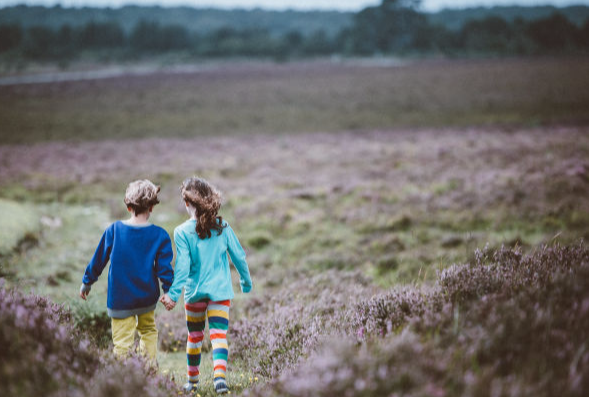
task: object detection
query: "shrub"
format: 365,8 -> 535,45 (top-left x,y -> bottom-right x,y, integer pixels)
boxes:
256,243 -> 589,397
230,269 -> 376,378
69,298 -> 112,348
349,287 -> 442,339
0,283 -> 98,396
438,243 -> 585,303
156,307 -> 193,353
0,282 -> 178,397
246,233 -> 273,249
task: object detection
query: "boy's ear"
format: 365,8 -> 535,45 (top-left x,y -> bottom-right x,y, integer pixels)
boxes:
149,206 -> 154,213
127,206 -> 132,213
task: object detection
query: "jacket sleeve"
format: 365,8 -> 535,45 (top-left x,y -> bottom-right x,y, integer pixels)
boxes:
226,225 -> 252,293
155,231 -> 174,293
167,229 -> 191,302
82,225 -> 114,285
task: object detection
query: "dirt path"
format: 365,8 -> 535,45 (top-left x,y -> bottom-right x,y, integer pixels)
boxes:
0,64 -> 215,86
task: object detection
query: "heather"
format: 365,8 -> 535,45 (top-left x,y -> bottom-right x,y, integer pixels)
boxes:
230,270 -> 377,378
2,58 -> 589,144
1,125 -> 587,395
0,59 -> 588,396
0,282 -> 177,397
256,243 -> 589,397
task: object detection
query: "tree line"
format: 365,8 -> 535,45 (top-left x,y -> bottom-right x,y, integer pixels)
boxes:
0,0 -> 588,63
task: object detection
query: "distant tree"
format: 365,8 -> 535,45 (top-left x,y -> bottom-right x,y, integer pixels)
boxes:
334,28 -> 357,55
349,0 -> 428,54
79,21 -> 125,49
130,19 -> 162,52
351,7 -> 380,54
525,12 -> 580,52
0,24 -> 23,53
205,27 -> 239,56
579,17 -> 589,49
205,28 -> 279,57
284,30 -> 304,52
412,23 -> 457,53
22,25 -> 56,59
241,29 -> 278,57
160,24 -> 190,50
302,30 -> 335,55
459,16 -> 513,54
509,17 -> 536,55
274,30 -> 303,60
56,24 -> 76,58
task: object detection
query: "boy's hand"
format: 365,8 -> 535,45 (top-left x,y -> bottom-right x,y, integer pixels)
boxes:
159,294 -> 176,311
79,284 -> 91,300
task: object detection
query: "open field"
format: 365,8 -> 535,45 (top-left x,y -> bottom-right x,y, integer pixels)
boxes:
1,58 -> 589,396
1,57 -> 589,144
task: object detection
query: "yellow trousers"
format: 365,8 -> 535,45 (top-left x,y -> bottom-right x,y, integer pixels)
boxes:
111,310 -> 158,362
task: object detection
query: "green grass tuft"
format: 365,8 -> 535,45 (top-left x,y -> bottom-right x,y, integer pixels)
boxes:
0,199 -> 39,256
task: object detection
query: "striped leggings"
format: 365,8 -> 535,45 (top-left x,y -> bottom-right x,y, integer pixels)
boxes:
185,299 -> 230,386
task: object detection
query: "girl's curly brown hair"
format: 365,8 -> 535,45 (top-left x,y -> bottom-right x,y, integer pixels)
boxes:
181,177 -> 226,239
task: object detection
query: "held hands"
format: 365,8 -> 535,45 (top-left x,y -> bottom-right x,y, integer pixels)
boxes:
159,293 -> 176,311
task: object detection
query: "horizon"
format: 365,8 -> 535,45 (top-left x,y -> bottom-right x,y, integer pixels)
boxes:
0,0 -> 587,12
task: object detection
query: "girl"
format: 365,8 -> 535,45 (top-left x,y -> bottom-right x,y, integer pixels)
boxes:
161,177 -> 252,395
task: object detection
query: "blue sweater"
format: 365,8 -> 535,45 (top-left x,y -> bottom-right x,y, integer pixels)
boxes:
82,221 -> 174,318
167,219 -> 252,303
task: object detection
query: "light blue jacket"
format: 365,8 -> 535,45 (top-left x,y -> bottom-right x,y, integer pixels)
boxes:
167,219 -> 252,303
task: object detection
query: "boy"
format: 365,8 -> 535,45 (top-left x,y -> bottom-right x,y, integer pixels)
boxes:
79,179 -> 174,362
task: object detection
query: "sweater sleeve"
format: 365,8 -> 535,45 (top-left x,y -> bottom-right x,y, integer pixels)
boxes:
226,225 -> 252,293
167,229 -> 191,302
82,225 -> 114,286
155,231 -> 174,293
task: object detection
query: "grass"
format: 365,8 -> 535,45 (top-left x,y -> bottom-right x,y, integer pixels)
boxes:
6,203 -> 111,300
1,57 -> 589,144
1,58 -> 588,395
159,351 -> 260,395
0,199 -> 39,256
2,127 -> 587,290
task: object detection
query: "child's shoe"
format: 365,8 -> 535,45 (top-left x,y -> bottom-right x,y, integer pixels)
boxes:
214,380 -> 229,394
182,382 -> 198,393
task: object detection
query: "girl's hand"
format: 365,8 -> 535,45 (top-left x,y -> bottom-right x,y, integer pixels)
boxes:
159,294 -> 176,311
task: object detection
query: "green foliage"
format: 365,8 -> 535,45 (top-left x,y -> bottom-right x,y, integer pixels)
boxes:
246,233 -> 273,249
0,50 -> 587,395
526,13 -> 581,51
0,199 -> 39,256
1,3 -> 589,64
69,298 -> 112,348
428,5 -> 589,31
0,24 -> 22,53
0,5 -> 352,38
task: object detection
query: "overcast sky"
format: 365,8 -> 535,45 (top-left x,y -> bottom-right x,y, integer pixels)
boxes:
0,0 -> 586,12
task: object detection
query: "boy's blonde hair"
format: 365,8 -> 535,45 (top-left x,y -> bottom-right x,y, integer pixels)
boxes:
124,179 -> 160,215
